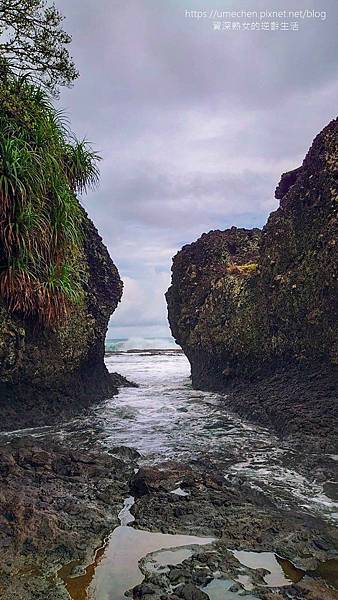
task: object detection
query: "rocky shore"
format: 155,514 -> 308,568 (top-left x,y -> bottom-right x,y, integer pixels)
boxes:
215,363 -> 337,453
166,119 -> 338,449
1,436 -> 337,600
0,371 -> 138,433
131,463 -> 338,600
0,438 -> 139,599
0,107 -> 336,600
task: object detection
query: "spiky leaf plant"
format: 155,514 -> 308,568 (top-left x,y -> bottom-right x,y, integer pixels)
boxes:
0,75 -> 100,324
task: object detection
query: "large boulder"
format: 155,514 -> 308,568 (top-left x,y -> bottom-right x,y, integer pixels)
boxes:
0,211 -> 123,430
167,119 -> 337,391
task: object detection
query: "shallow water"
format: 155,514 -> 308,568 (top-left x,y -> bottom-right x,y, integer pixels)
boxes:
59,496 -> 215,600
2,350 -> 338,599
3,350 -> 337,522
231,550 -> 304,587
202,578 -> 258,600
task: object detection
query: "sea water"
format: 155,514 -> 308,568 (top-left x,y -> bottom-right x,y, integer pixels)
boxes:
2,338 -> 337,521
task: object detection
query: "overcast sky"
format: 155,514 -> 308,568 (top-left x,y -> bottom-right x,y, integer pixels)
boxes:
58,0 -> 337,340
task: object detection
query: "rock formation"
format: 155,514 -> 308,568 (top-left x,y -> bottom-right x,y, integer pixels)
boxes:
0,211 -> 123,430
0,437 -> 135,600
167,119 -> 337,440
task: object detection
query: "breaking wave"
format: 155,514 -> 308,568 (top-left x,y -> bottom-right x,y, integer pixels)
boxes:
105,337 -> 178,352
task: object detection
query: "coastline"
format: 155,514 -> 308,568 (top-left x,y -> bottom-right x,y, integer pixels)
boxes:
0,348 -> 337,600
188,361 -> 338,455
0,370 -> 137,433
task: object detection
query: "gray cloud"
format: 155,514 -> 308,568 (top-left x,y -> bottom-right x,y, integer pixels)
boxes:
57,0 -> 338,338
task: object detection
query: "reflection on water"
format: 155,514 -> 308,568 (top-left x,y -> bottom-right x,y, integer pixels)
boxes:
2,350 -> 337,598
202,552 -> 338,598
231,550 -> 304,587
85,527 -> 213,600
58,495 -> 215,600
145,547 -> 195,572
236,574 -> 254,591
202,578 -> 258,600
58,545 -> 106,600
59,529 -> 214,599
58,495 -> 337,600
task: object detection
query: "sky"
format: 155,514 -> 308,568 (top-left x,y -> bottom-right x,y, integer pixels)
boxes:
57,0 -> 338,340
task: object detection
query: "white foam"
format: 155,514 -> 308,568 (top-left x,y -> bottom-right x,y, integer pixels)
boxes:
106,337 -> 178,351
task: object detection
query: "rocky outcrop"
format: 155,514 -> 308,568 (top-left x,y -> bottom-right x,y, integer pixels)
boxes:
166,227 -> 263,388
166,119 -> 337,439
0,210 -> 123,430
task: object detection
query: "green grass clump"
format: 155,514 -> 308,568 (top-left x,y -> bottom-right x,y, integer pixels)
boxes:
0,76 -> 100,324
226,262 -> 258,276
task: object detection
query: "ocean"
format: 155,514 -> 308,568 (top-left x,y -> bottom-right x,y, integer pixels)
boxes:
105,337 -> 179,352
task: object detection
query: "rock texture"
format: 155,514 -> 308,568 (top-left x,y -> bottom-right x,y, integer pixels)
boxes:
167,119 -> 337,441
0,210 -> 123,430
167,227 -> 263,387
131,462 -> 338,600
0,437 -> 135,600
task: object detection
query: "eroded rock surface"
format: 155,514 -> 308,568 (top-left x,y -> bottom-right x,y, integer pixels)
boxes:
166,119 -> 338,446
0,437 -> 135,599
132,462 -> 338,600
0,213 -> 124,430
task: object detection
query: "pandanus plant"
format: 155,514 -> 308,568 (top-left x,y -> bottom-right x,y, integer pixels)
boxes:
0,76 -> 100,324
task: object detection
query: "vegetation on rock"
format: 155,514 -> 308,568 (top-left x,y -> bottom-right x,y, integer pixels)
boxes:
0,2 -> 123,414
0,76 -> 100,324
226,262 -> 258,276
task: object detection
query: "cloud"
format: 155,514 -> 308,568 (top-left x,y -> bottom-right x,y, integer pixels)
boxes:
108,271 -> 172,338
57,0 -> 338,338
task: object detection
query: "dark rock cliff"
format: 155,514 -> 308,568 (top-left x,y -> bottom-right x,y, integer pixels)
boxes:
166,227 -> 264,387
166,119 -> 337,443
0,210 -> 123,430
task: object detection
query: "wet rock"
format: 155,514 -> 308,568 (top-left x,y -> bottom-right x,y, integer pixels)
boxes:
228,583 -> 241,592
131,467 -> 164,496
134,458 -> 337,600
0,437 -> 133,600
169,568 -> 190,582
131,465 -> 194,497
191,570 -> 212,587
133,583 -> 156,597
109,446 -> 141,461
109,373 -> 139,388
0,214 -> 124,432
313,538 -> 330,551
293,574 -> 338,600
